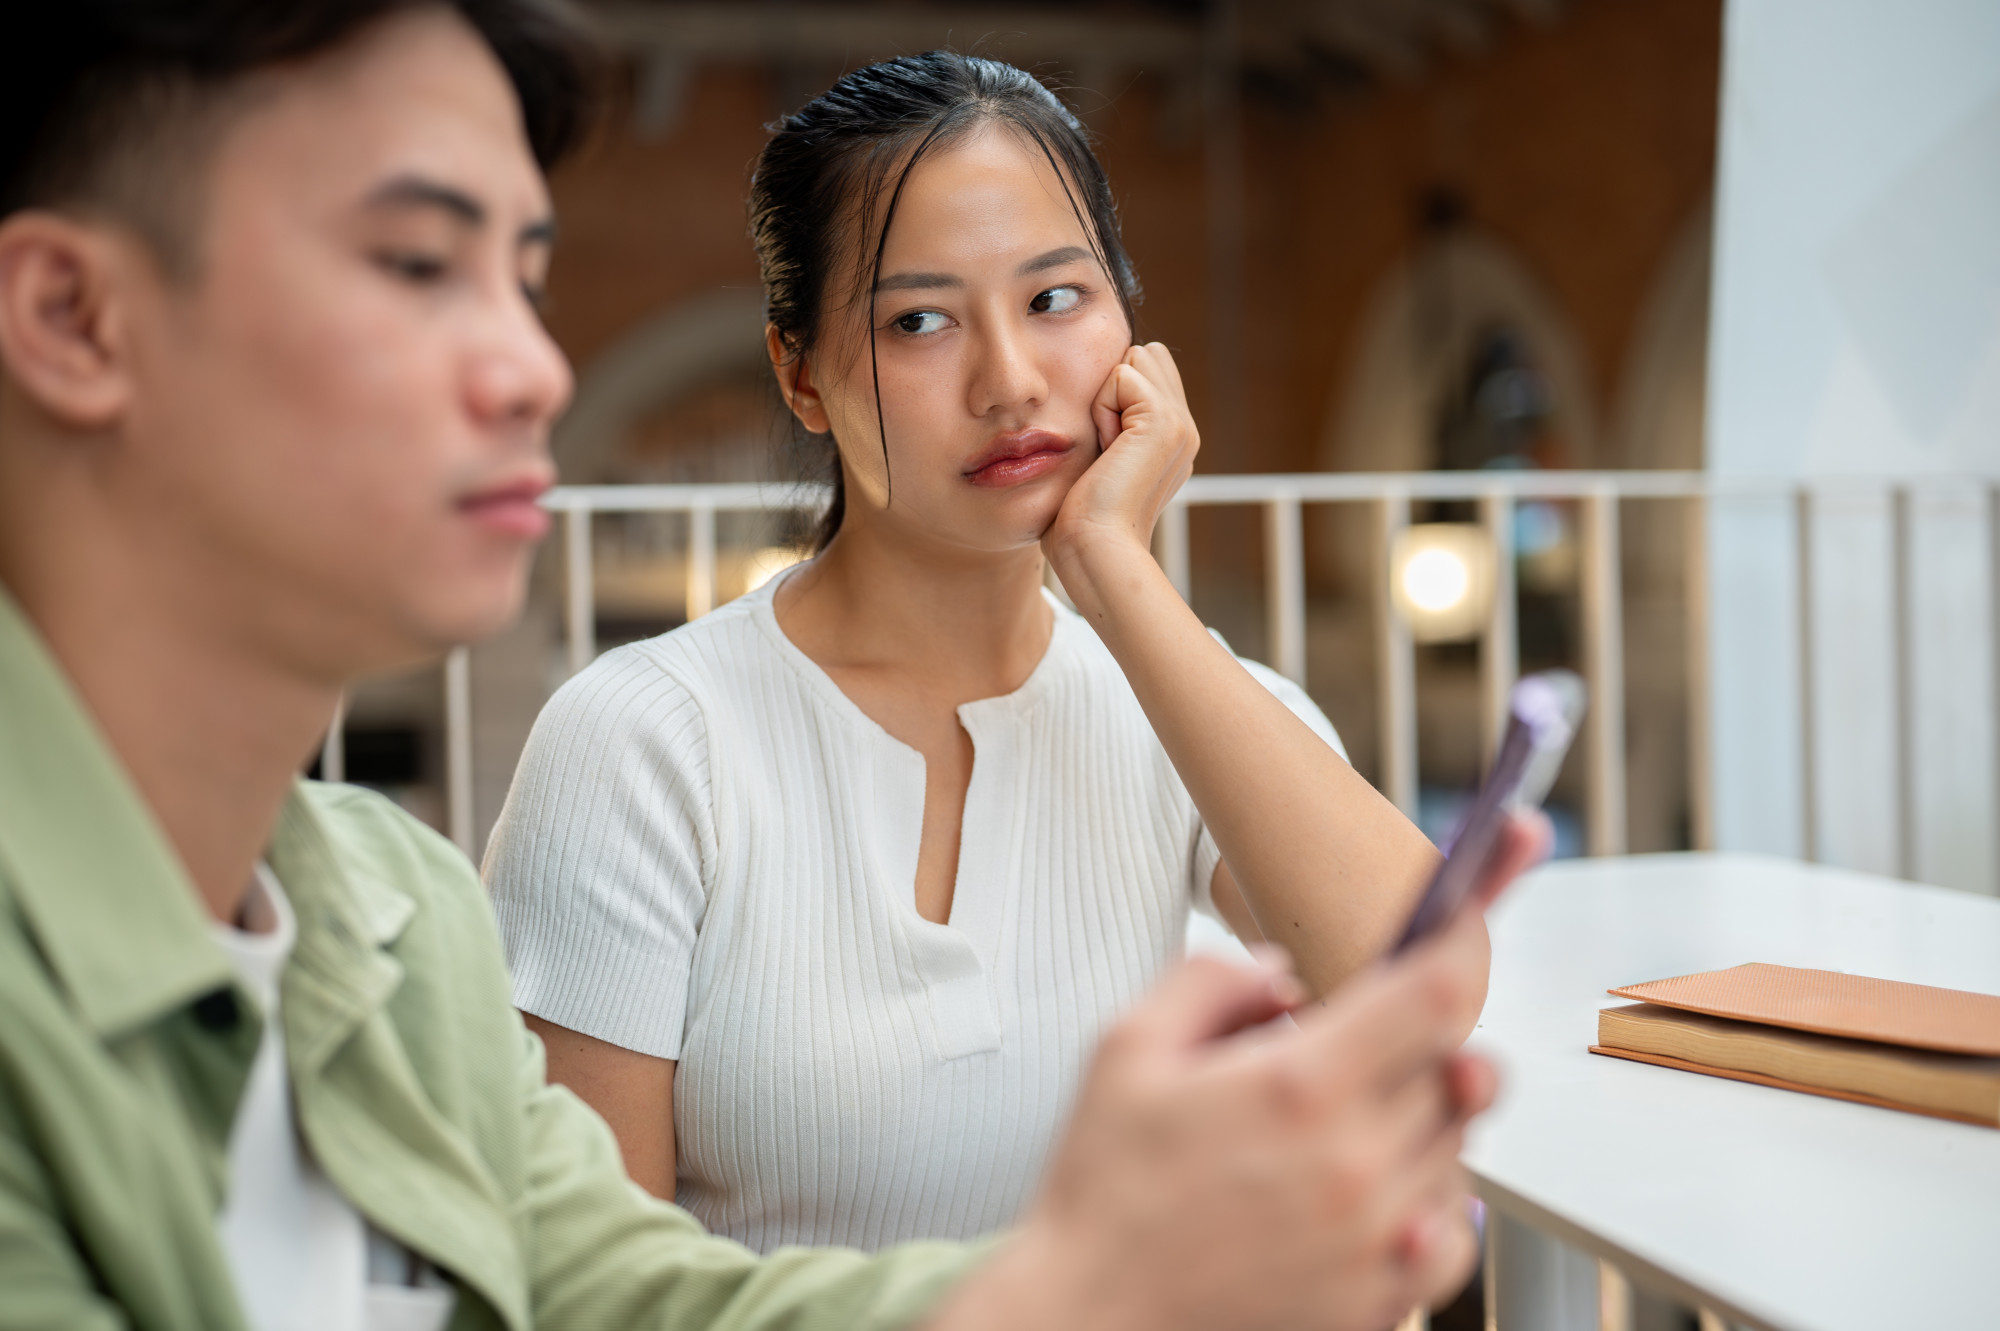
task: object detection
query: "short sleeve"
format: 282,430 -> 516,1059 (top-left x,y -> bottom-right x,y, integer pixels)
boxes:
1191,641 -> 1348,919
484,648 -> 715,1061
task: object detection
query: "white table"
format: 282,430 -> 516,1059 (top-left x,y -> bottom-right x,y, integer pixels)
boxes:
1465,852 -> 2000,1331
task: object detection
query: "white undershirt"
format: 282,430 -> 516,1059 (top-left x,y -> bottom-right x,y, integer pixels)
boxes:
488,575 -> 1343,1252
210,864 -> 453,1331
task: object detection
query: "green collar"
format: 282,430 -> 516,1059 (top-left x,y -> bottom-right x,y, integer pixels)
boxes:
0,588 -> 412,1040
0,588 -> 233,1038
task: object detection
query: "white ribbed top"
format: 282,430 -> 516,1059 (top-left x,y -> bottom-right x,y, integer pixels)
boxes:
485,574 -> 1339,1253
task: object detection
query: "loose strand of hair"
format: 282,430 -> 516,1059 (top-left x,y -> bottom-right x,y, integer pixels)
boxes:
862,110 -> 964,516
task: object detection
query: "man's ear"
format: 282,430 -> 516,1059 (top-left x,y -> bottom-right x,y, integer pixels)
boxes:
0,213 -> 137,429
766,322 -> 831,435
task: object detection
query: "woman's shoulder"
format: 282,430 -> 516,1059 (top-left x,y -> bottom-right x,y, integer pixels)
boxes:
528,588 -> 791,762
563,586 -> 783,705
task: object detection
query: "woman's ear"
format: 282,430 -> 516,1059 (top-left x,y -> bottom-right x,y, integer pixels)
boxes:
766,323 -> 832,435
0,213 -> 138,429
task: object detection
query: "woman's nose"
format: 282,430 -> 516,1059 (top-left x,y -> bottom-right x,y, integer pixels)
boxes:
966,316 -> 1048,418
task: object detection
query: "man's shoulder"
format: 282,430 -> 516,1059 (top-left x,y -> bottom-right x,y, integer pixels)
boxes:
295,781 -> 490,926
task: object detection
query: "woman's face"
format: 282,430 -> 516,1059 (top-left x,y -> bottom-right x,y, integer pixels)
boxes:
788,123 -> 1133,553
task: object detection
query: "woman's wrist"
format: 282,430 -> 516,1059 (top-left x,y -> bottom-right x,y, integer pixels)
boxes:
1044,521 -> 1168,626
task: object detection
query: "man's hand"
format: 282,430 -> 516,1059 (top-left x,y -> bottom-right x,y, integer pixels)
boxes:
932,814 -> 1547,1331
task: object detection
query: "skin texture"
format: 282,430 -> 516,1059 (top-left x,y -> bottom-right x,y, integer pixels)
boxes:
0,19 -> 1548,1326
541,122 -> 1467,1206
0,8 -> 568,926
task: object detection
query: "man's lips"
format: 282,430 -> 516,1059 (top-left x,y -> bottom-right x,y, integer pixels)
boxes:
459,473 -> 554,539
964,430 -> 1075,489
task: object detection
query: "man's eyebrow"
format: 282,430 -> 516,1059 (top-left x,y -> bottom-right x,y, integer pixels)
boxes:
875,270 -> 963,294
1018,245 -> 1094,277
364,175 -> 556,247
365,175 -> 488,226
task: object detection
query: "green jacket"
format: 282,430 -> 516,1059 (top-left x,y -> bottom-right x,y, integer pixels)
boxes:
0,590 -> 987,1331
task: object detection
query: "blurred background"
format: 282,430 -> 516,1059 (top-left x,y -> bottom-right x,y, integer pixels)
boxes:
322,6 -> 2000,1322
336,0 -> 1724,860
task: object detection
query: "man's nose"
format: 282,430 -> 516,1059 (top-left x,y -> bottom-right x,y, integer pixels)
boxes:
469,300 -> 574,433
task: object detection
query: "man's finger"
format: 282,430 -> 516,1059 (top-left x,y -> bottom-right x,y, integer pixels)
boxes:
1290,942 -> 1481,1094
1469,810 -> 1552,911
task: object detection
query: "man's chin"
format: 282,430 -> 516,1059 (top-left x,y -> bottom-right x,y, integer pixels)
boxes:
365,581 -> 528,676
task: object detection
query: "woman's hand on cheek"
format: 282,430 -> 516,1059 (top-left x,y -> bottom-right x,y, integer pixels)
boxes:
1045,342 -> 1200,576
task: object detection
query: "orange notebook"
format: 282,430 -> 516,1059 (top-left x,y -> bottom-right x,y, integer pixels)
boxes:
1589,963 -> 2000,1127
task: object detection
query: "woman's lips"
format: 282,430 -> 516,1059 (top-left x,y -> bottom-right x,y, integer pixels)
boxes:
459,475 -> 553,540
964,431 -> 1075,490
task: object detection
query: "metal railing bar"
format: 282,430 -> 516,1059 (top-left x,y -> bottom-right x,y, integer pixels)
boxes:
687,503 -> 717,620
1891,487 -> 1916,882
543,481 -> 830,513
1992,485 -> 2000,887
1580,487 -> 1628,856
1795,491 -> 1817,863
1156,499 -> 1191,602
444,646 -> 474,857
320,694 -> 346,784
1265,493 -> 1307,685
1684,495 -> 1714,852
564,507 -> 595,677
1597,1259 -> 1634,1331
540,473 -> 1985,517
1373,491 -> 1418,817
1479,492 -> 1518,770
1174,469 -> 1717,505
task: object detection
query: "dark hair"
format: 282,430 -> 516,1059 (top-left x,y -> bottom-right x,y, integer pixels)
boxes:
0,0 -> 600,264
749,52 -> 1141,552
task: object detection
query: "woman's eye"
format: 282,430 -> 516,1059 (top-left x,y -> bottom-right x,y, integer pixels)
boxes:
893,310 -> 950,336
375,251 -> 448,284
1031,285 -> 1083,315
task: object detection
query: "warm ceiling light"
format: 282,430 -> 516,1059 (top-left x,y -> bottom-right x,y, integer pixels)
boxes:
1401,547 -> 1471,613
1391,523 -> 1493,643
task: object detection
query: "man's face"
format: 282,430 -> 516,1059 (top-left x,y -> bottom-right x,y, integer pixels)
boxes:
116,7 -> 571,676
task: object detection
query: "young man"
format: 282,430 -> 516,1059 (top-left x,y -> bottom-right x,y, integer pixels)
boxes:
0,4 -> 1543,1330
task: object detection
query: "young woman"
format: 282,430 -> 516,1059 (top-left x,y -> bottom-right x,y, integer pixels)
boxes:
485,52 -> 1450,1254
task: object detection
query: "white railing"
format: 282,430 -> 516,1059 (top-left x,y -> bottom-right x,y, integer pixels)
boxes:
322,472 -> 1995,891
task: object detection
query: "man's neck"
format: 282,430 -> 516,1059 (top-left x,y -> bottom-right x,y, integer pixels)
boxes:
0,460 -> 338,925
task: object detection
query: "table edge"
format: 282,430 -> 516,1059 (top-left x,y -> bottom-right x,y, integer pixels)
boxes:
1470,1169 -> 1791,1331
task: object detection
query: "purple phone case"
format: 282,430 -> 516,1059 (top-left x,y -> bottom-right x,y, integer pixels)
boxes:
1391,671 -> 1582,953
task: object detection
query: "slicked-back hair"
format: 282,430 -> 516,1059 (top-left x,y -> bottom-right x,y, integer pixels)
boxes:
0,0 -> 601,268
749,52 -> 1141,552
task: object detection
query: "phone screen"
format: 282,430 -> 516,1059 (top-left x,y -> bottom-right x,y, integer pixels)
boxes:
1390,670 -> 1585,953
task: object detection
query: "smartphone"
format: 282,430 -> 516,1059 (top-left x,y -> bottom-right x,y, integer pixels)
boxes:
1391,669 -> 1586,953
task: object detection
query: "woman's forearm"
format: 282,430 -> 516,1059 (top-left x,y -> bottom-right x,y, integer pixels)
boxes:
1054,530 -> 1445,998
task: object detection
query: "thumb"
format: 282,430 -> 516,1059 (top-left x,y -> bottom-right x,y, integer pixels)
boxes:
1468,809 -> 1553,912
1111,950 -> 1302,1060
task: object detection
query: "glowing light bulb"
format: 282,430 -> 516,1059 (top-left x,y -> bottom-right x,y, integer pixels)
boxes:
1389,523 -> 1493,643
1401,547 -> 1471,613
